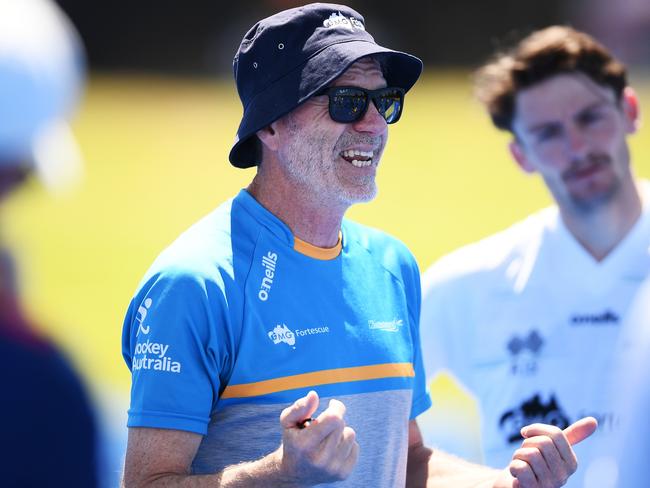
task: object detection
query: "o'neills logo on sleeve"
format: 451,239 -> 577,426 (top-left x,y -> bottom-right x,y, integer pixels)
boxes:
258,251 -> 278,301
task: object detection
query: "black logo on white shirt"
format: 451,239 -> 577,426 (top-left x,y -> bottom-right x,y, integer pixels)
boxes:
570,309 -> 619,326
499,393 -> 570,444
506,329 -> 544,376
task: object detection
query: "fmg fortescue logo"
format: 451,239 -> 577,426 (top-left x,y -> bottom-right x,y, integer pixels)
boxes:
268,324 -> 295,346
267,323 -> 330,349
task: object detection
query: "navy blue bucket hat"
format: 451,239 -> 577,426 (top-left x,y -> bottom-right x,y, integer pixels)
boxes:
229,2 -> 423,168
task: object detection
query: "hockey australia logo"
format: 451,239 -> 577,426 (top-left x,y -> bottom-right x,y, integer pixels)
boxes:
506,329 -> 544,376
132,297 -> 182,374
323,12 -> 365,31
499,393 -> 570,444
132,340 -> 182,373
136,297 -> 153,336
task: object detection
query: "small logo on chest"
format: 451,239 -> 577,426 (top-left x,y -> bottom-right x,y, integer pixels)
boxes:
267,323 -> 330,349
506,329 -> 544,376
570,309 -> 620,326
268,324 -> 295,346
368,318 -> 404,332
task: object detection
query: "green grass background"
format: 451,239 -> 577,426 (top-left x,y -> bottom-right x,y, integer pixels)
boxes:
4,71 -> 649,461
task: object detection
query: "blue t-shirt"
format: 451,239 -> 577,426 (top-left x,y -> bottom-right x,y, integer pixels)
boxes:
0,291 -> 98,488
122,189 -> 430,486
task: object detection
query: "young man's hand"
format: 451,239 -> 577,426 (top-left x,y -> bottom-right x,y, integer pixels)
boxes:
493,416 -> 598,488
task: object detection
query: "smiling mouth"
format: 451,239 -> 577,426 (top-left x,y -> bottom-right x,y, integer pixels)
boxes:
341,149 -> 374,168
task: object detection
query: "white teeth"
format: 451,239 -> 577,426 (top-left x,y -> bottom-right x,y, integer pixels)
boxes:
342,149 -> 374,159
342,149 -> 374,167
350,159 -> 373,167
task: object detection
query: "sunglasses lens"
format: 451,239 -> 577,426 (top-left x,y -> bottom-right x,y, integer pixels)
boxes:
325,87 -> 405,124
329,88 -> 369,123
373,88 -> 403,124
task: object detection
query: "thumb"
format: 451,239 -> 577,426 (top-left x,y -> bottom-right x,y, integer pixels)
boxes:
563,416 -> 598,446
280,390 -> 319,429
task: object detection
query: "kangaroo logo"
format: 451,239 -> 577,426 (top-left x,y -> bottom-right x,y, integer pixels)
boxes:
136,298 -> 153,336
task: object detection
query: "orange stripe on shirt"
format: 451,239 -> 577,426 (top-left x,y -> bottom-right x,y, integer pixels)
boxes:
221,362 -> 414,399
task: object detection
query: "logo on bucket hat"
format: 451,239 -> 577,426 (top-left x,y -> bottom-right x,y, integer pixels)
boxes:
228,3 -> 422,169
323,11 -> 365,31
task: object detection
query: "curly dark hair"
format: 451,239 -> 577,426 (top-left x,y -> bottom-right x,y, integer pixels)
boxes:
475,26 -> 627,132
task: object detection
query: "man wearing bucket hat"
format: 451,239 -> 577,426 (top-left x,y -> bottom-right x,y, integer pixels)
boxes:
122,4 -> 596,487
0,0 -> 98,486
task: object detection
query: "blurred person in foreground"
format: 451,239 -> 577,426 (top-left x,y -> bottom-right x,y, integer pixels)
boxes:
121,5 -> 596,487
419,26 -> 647,487
0,0 -> 97,486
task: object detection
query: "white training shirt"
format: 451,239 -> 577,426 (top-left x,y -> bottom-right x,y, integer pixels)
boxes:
608,276 -> 650,488
419,182 -> 650,488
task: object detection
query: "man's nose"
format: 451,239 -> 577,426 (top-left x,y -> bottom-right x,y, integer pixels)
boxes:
566,126 -> 589,159
352,100 -> 387,134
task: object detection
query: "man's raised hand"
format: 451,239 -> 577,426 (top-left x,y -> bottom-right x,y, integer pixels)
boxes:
278,390 -> 359,485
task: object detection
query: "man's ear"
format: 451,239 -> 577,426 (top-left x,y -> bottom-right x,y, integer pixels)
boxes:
622,86 -> 641,135
508,139 -> 536,174
256,121 -> 281,152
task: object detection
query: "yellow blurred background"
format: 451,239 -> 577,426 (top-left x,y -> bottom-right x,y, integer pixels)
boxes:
4,71 -> 650,478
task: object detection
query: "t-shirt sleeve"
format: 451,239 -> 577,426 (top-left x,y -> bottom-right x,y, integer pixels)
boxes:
406,258 -> 432,419
122,268 -> 232,435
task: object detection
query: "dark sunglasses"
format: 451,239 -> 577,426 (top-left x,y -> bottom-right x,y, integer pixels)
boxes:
317,86 -> 405,124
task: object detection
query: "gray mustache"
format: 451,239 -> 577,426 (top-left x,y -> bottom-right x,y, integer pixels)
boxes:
337,134 -> 382,149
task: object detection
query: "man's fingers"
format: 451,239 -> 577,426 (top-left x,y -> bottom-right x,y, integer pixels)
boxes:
513,446 -> 552,481
280,390 -> 320,429
509,459 -> 537,486
280,396 -> 357,483
339,437 -> 359,478
513,416 -> 597,486
519,423 -> 574,469
318,399 -> 346,420
338,426 -> 357,460
563,416 -> 598,446
310,399 -> 347,439
521,416 -> 598,446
